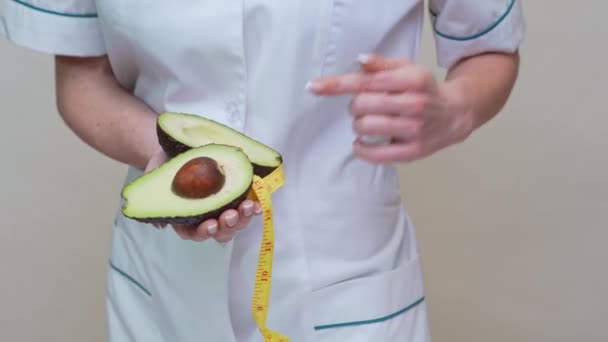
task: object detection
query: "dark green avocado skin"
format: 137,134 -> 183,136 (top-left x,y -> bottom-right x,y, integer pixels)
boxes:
123,182 -> 251,227
252,161 -> 281,178
157,123 -> 191,158
156,122 -> 282,178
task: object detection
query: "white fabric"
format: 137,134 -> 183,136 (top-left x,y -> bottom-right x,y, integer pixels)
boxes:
1,0 -> 105,56
430,0 -> 526,67
1,1 -> 525,341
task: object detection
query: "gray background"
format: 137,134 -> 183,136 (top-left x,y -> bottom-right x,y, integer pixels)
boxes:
1,2 -> 606,341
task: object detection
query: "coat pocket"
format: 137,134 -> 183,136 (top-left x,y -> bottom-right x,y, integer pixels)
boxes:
304,255 -> 429,341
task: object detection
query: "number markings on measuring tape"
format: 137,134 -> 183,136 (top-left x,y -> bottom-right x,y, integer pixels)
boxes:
250,165 -> 290,341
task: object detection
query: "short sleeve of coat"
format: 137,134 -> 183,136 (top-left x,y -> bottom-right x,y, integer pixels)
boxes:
0,0 -> 105,56
429,0 -> 525,68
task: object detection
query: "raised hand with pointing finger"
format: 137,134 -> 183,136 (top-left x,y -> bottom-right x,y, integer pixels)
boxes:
307,54 -> 480,164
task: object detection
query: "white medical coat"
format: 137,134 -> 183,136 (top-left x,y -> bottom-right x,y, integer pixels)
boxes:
1,1 -> 525,341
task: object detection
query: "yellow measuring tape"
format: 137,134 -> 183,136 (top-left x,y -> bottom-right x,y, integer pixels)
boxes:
247,164 -> 291,341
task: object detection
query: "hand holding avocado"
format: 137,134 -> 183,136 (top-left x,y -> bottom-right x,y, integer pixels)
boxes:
170,199 -> 261,243
142,149 -> 262,243
121,113 -> 283,244
307,54 -> 472,164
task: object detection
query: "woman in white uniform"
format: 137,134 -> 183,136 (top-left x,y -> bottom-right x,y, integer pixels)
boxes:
1,1 -> 525,341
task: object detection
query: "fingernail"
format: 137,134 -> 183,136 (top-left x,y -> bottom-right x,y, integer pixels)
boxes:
357,53 -> 371,64
306,81 -> 322,92
243,201 -> 254,216
207,222 -> 218,235
255,206 -> 263,215
226,212 -> 238,227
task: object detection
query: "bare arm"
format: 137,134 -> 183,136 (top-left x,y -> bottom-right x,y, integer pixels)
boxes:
55,55 -> 161,171
442,51 -> 521,134
55,55 -> 261,242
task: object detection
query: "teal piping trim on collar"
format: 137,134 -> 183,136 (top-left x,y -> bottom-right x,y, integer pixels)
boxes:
11,0 -> 98,18
431,0 -> 515,41
109,261 -> 152,297
314,297 -> 425,330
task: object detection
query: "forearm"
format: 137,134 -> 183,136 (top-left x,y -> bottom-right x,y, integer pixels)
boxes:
442,51 -> 521,134
55,56 -> 161,170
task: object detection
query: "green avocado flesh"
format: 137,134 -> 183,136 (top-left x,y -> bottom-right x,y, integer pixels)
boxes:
121,144 -> 253,225
157,112 -> 283,177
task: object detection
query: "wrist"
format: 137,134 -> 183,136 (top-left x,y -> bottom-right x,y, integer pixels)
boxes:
439,79 -> 476,143
135,113 -> 164,170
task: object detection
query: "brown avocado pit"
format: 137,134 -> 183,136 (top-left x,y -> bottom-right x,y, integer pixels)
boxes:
171,157 -> 226,199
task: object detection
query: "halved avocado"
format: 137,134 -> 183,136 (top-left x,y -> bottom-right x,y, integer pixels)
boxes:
157,112 -> 283,177
121,144 -> 254,226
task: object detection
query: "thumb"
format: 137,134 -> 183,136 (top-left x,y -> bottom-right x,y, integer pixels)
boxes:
357,53 -> 411,73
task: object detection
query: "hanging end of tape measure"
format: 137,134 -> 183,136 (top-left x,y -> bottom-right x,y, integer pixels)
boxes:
262,329 -> 291,342
248,166 -> 291,342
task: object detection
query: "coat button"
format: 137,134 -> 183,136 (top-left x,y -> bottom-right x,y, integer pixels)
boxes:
225,99 -> 244,127
226,99 -> 239,115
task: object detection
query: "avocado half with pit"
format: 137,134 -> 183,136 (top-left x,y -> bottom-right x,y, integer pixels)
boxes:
121,144 -> 254,226
157,112 -> 282,177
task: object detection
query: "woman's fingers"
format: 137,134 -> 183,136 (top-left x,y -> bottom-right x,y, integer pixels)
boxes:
349,92 -> 430,142
353,139 -> 425,164
212,200 -> 260,242
307,64 -> 434,95
220,209 -> 240,230
207,210 -> 237,242
236,200 -> 255,230
168,200 -> 262,243
303,53 -> 448,165
199,220 -> 219,239
171,223 -> 200,240
353,115 -> 423,142
254,202 -> 262,215
171,219 -> 217,242
358,54 -> 411,72
349,92 -> 430,118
